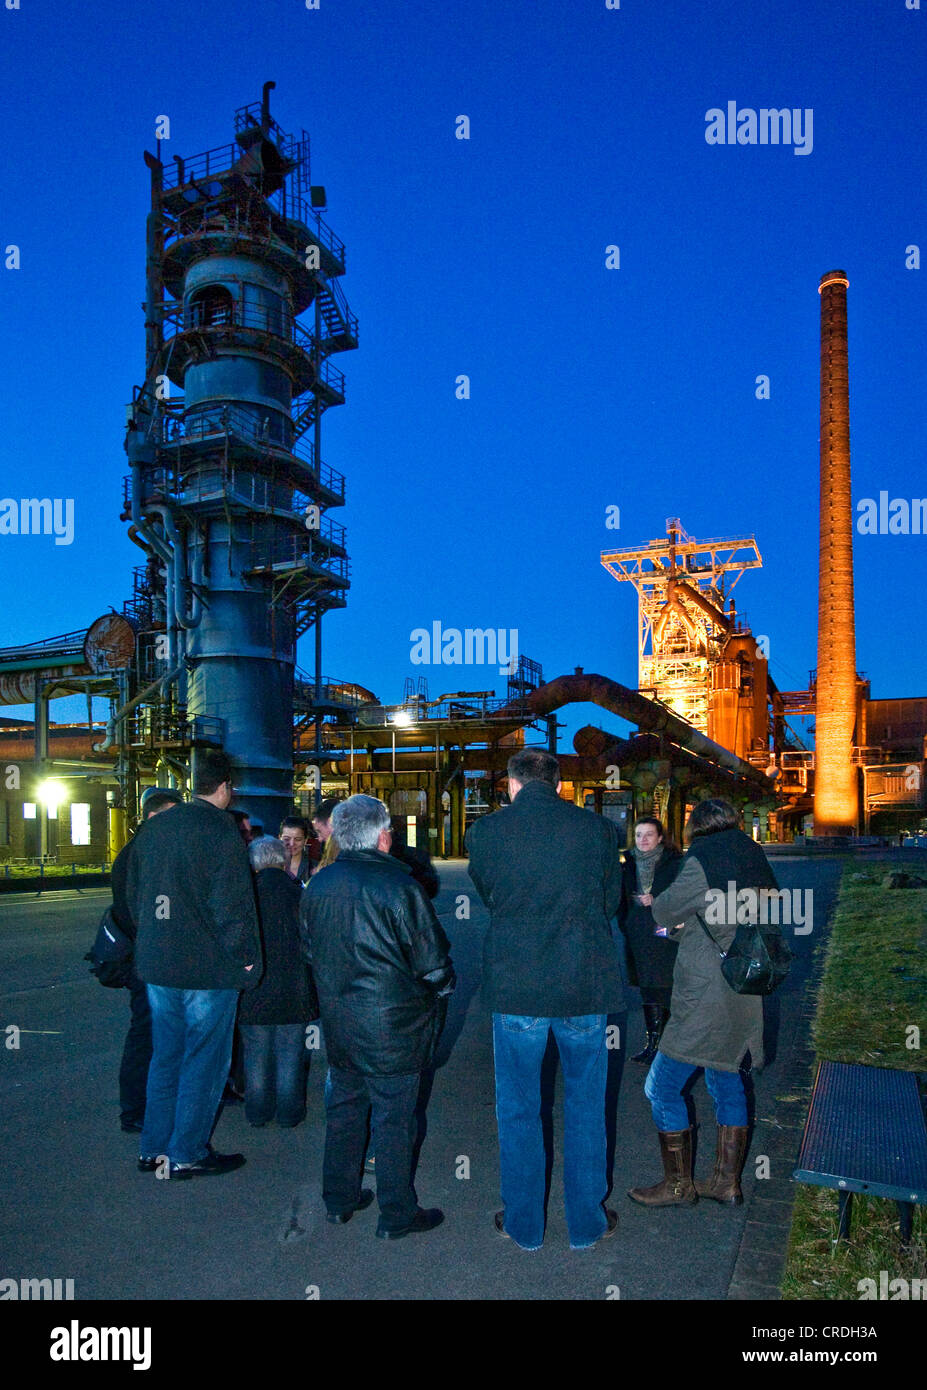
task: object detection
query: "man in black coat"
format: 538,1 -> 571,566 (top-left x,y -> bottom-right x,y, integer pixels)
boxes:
467,748 -> 625,1251
109,786 -> 183,1132
126,748 -> 262,1179
300,794 -> 455,1239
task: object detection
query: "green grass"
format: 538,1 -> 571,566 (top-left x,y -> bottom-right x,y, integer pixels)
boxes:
810,867 -> 927,1069
782,1189 -> 926,1301
781,860 -> 927,1300
0,862 -> 110,878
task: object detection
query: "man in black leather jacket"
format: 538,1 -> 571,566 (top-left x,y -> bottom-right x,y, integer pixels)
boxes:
300,794 -> 455,1239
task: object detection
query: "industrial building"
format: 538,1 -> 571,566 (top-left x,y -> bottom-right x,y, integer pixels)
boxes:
0,94 -> 924,869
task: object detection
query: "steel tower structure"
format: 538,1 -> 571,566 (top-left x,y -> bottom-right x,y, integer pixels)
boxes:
124,83 -> 355,832
601,518 -> 762,733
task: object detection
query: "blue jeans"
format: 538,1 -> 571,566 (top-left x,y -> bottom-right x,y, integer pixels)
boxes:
644,1050 -> 748,1131
492,1013 -> 610,1251
141,986 -> 239,1165
240,1023 -> 308,1127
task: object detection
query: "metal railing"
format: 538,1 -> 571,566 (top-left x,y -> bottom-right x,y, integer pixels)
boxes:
354,696 -> 533,729
250,533 -> 350,584
160,302 -> 347,400
125,468 -> 346,547
280,192 -> 346,266
132,403 -> 346,502
162,143 -> 240,190
293,674 -> 368,710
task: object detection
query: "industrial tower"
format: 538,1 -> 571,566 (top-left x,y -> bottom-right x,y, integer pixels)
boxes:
601,519 -> 768,759
123,84 -> 356,833
814,270 -> 859,834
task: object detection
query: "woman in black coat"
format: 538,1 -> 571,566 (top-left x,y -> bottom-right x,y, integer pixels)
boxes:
239,836 -> 320,1128
617,818 -> 683,1064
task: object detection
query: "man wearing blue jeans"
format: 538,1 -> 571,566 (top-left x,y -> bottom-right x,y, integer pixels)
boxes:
467,749 -> 625,1251
128,749 -> 262,1179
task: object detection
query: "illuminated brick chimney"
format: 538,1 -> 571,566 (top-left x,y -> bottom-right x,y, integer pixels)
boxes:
814,269 -> 858,834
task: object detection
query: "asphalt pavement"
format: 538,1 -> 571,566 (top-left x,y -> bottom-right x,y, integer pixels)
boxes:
0,857 -> 841,1301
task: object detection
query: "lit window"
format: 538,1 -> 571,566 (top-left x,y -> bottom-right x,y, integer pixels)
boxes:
23,802 -> 36,820
71,804 -> 91,847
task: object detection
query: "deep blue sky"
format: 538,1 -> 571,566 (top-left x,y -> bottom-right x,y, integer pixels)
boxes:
0,0 -> 924,749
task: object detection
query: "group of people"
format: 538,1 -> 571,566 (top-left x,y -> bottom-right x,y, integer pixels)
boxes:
105,743 -> 781,1247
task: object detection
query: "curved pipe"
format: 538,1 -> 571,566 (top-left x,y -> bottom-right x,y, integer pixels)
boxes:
670,578 -> 732,632
92,664 -> 184,754
653,593 -> 700,646
523,673 -> 771,786
262,81 -> 276,127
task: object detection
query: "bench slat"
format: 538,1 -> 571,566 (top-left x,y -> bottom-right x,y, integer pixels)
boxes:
793,1061 -> 927,1203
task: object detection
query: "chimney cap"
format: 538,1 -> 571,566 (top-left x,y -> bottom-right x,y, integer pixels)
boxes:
819,269 -> 849,293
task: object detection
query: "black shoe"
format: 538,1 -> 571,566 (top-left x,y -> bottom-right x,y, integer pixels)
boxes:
493,1210 -> 542,1250
631,1033 -> 660,1065
121,1119 -> 144,1133
632,1004 -> 667,1065
376,1207 -> 444,1240
169,1150 -> 246,1180
326,1189 -> 375,1224
571,1209 -> 619,1250
137,1155 -> 160,1173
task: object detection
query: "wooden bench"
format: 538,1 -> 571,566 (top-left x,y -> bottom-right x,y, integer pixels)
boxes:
793,1060 -> 927,1245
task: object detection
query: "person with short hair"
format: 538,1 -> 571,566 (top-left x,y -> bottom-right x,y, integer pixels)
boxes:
110,786 -> 184,1132
301,794 -> 454,1238
240,836 -> 319,1128
127,748 -> 262,1179
311,798 -> 340,845
279,816 -> 315,883
467,749 -> 625,1252
628,798 -> 780,1209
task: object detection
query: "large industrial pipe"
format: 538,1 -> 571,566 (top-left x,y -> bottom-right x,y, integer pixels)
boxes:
814,270 -> 858,834
523,672 -> 772,787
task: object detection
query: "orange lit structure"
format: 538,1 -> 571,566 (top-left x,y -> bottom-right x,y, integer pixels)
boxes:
601,519 -> 770,765
814,270 -> 859,834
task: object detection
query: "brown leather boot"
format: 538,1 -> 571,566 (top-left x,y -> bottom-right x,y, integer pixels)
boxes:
695,1125 -> 749,1205
628,1129 -> 698,1206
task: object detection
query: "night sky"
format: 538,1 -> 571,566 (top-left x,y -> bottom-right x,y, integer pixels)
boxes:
1,0 -> 924,749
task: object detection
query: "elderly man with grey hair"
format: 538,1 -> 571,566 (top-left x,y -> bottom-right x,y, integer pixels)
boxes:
300,795 -> 455,1239
239,835 -> 319,1128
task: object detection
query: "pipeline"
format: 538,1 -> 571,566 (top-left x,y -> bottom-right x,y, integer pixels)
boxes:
523,672 -> 772,787
93,664 -> 184,754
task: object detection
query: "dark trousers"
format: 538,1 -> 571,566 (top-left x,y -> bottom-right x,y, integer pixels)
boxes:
323,1066 -> 420,1230
240,1023 -> 308,1127
119,973 -> 153,1126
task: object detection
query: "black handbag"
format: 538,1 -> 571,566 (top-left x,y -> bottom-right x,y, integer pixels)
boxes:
85,905 -> 135,988
696,912 -> 792,996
